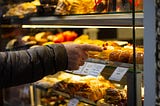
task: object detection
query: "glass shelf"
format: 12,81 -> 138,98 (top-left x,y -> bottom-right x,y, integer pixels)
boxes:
28,13 -> 143,26
1,12 -> 143,26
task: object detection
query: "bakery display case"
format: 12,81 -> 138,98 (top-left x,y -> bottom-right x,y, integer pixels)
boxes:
0,0 -> 144,106
28,32 -> 143,106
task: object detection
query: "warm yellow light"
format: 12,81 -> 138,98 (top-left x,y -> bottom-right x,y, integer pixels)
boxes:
22,25 -> 144,29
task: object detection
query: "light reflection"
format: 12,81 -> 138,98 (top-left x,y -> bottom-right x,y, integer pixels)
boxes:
22,25 -> 144,29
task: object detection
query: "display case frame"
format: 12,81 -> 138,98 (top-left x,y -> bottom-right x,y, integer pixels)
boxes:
0,4 -> 144,106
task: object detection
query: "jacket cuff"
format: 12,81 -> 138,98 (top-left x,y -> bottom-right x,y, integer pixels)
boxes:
48,44 -> 68,72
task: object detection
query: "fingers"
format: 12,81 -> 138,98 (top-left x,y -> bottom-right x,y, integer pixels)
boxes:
79,58 -> 86,66
69,58 -> 84,70
64,44 -> 102,71
79,44 -> 102,52
80,51 -> 88,60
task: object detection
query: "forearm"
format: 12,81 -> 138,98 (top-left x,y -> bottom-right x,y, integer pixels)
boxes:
0,44 -> 68,88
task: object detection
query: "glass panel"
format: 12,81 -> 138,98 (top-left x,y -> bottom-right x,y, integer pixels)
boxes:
0,0 -> 143,18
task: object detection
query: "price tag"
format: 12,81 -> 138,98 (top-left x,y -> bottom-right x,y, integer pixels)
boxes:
68,62 -> 105,77
65,63 -> 86,74
109,67 -> 128,81
81,62 -> 106,77
72,63 -> 87,74
68,98 -> 79,106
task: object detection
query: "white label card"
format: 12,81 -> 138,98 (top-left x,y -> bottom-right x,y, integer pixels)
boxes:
109,67 -> 128,81
72,65 -> 85,74
68,98 -> 79,106
81,62 -> 106,77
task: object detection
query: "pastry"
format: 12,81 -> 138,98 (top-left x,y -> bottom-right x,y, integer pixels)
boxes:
109,50 -> 121,62
35,32 -> 52,44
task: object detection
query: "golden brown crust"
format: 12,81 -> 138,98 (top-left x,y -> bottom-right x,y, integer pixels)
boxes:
35,32 -> 53,44
104,87 -> 127,105
128,51 -> 144,64
118,50 -> 130,63
109,50 -> 121,62
49,73 -> 114,102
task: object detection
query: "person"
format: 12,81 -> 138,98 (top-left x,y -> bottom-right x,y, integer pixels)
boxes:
0,43 -> 102,88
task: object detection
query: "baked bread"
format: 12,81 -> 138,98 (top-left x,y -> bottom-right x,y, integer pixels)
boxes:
51,74 -> 114,102
128,51 -> 144,64
109,50 -> 121,62
55,0 -> 95,15
35,32 -> 52,44
104,87 -> 127,105
118,50 -> 131,63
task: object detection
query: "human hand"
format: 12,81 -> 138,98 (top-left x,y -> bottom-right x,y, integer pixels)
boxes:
64,44 -> 102,70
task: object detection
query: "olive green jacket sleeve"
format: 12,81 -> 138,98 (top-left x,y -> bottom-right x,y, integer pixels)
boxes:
0,44 -> 68,88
